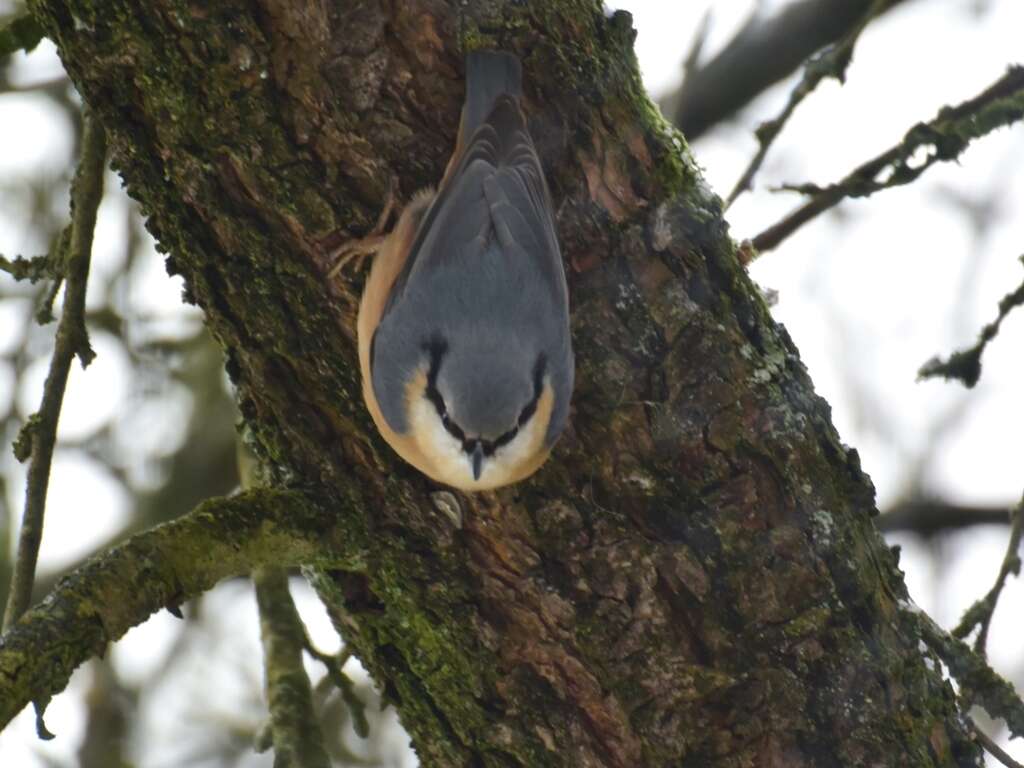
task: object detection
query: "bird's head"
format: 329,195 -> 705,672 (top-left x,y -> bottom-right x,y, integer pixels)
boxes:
404,334 -> 555,490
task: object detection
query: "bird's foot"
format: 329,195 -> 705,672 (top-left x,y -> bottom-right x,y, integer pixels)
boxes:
327,178 -> 397,279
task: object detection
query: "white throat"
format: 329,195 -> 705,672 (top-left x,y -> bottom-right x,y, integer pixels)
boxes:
407,397 -> 545,491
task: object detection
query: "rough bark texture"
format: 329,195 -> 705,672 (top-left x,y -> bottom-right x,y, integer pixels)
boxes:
28,1 -> 980,765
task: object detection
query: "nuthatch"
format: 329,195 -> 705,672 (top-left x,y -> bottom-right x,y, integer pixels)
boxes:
352,50 -> 573,491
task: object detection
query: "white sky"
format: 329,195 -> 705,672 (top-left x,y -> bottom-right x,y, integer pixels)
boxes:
2,1 -> 1023,765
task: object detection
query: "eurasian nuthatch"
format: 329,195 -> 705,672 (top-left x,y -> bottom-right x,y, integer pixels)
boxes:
353,50 -> 573,491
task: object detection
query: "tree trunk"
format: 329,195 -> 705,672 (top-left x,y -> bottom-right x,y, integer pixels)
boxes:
29,0 -> 980,764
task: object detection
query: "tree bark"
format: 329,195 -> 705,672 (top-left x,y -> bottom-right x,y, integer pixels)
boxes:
25,0 -> 980,765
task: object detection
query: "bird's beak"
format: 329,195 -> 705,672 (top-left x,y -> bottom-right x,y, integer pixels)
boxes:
471,441 -> 484,481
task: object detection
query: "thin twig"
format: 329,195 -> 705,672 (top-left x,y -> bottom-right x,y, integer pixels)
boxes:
253,567 -> 332,768
973,724 -> 1024,768
302,632 -> 369,738
3,113 -> 106,631
725,0 -> 890,208
919,255 -> 1024,388
750,65 -> 1024,255
951,494 -> 1024,656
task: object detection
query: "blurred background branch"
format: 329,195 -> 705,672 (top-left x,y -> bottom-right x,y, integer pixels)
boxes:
253,566 -> 332,768
3,112 -> 105,631
879,499 -> 1014,536
919,255 -> 1024,388
661,0 -> 912,140
724,0 -> 891,207
751,65 -> 1024,253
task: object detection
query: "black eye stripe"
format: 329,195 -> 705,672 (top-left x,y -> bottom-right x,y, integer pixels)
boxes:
421,343 -> 547,456
517,353 -> 547,427
532,354 -> 547,397
422,335 -> 465,442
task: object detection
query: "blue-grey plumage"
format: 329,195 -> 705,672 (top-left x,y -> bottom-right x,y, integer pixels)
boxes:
357,50 -> 573,491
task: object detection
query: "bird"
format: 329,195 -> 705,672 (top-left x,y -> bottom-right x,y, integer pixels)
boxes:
349,50 -> 573,491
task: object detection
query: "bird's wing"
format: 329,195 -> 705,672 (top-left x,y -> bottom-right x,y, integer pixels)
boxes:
383,96 -> 564,315
370,97 -> 571,441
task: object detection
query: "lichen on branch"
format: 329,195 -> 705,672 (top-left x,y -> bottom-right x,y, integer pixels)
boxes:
0,488 -> 367,729
752,65 -> 1024,253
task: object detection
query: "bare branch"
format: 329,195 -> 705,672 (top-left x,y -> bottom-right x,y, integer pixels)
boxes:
0,488 -> 366,731
751,66 -> 1024,254
725,0 -> 890,208
3,113 -> 106,631
254,567 -> 332,768
952,495 -> 1023,656
919,255 -> 1024,388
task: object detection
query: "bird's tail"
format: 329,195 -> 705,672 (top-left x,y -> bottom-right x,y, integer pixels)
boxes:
463,50 -> 522,139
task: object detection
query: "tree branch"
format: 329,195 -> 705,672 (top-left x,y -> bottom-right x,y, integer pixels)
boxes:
917,611 -> 1024,739
952,494 -> 1023,655
301,627 -> 368,739
0,252 -> 56,282
919,255 -> 1024,388
973,726 -> 1024,768
0,488 -> 366,730
254,567 -> 332,768
751,65 -> 1024,254
662,0 -> 910,140
0,12 -> 45,58
4,112 -> 106,631
724,0 -> 890,208
878,499 -> 1014,536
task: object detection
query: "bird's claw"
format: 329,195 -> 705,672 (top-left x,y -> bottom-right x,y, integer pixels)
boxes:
328,178 -> 398,279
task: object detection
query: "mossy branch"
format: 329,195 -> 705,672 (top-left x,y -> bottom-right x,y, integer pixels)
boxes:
0,488 -> 367,730
0,12 -> 45,58
4,113 -> 106,634
0,253 -> 56,282
725,0 -> 890,208
254,567 -> 332,768
919,255 -> 1024,388
752,65 -> 1024,254
917,611 -> 1024,739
